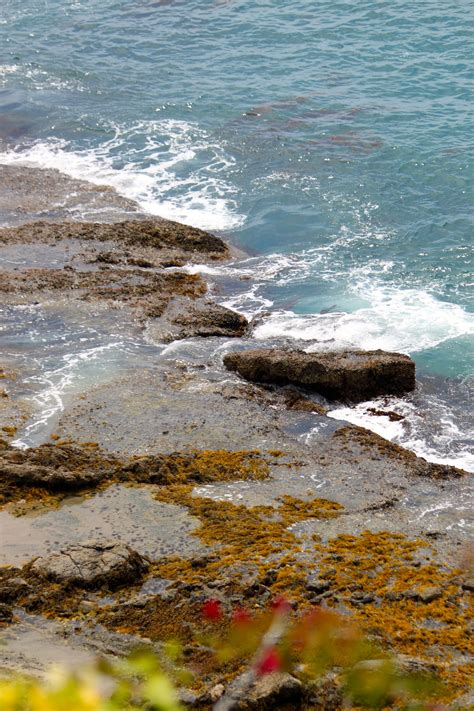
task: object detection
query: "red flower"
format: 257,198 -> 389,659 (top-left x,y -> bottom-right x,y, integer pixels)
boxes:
202,599 -> 222,621
271,595 -> 291,613
232,607 -> 252,626
256,647 -> 281,676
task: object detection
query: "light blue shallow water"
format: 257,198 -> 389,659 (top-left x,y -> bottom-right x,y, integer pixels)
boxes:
0,0 -> 473,465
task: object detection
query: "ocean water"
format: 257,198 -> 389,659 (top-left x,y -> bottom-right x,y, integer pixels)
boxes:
0,0 -> 473,468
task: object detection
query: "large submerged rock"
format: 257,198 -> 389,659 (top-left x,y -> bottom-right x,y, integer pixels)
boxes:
223,348 -> 415,403
31,540 -> 149,588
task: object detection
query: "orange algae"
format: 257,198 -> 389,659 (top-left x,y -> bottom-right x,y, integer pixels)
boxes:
150,489 -> 471,701
314,531 -> 473,698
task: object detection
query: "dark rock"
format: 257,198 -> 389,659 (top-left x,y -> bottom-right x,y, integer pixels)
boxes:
127,257 -> 155,268
280,388 -> 328,415
384,591 -> 403,602
148,297 -> 248,342
395,654 -> 438,676
367,407 -> 405,422
0,576 -> 32,602
305,673 -> 343,710
223,348 -> 415,403
401,586 -> 443,603
93,252 -> 122,265
310,591 -> 332,605
461,578 -> 474,593
0,602 -> 13,622
0,443 -> 116,490
306,575 -> 331,594
350,591 -> 375,604
30,540 -> 149,589
0,461 -> 105,489
236,673 -> 303,710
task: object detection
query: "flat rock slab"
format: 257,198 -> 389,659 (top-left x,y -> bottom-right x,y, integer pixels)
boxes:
0,443 -> 116,489
30,540 -> 149,588
224,348 -> 415,403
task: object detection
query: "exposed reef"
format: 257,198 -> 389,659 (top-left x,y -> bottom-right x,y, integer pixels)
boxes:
0,167 -> 472,707
0,218 -> 247,339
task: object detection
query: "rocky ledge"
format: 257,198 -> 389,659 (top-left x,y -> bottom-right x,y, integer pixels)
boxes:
0,218 -> 247,339
224,347 -> 416,403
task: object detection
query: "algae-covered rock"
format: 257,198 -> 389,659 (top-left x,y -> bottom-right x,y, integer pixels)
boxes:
0,602 -> 14,623
0,577 -> 32,603
0,218 -> 229,260
31,540 -> 149,588
224,348 -> 416,402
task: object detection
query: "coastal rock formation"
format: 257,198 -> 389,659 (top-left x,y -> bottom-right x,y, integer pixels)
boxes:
31,540 -> 149,588
0,218 -> 229,262
224,348 -> 416,402
0,443 -> 117,491
0,218 -> 247,339
0,577 -> 32,603
147,297 -> 248,342
0,164 -> 141,225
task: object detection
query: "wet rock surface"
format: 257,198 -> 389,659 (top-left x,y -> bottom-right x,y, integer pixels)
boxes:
0,217 -> 244,340
147,297 -> 248,342
0,164 -> 141,225
224,347 -> 416,402
0,216 -> 229,256
0,168 -> 472,704
30,540 -> 149,588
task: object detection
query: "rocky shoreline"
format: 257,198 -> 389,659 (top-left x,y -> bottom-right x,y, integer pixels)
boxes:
0,165 -> 472,708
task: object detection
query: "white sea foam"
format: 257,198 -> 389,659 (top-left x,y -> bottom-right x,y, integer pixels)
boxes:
0,64 -> 20,77
12,341 -> 124,448
326,394 -> 474,473
0,119 -> 244,231
253,288 -> 474,354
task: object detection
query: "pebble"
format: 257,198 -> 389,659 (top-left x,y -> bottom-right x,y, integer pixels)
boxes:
416,586 -> 442,603
306,575 -> 331,594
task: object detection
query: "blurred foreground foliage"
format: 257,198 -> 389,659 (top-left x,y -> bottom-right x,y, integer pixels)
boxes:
0,602 -> 447,710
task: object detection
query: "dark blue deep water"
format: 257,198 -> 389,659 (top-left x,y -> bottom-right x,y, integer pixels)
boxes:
0,0 -> 473,467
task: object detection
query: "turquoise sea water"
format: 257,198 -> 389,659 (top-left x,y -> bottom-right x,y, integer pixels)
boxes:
0,0 -> 473,466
